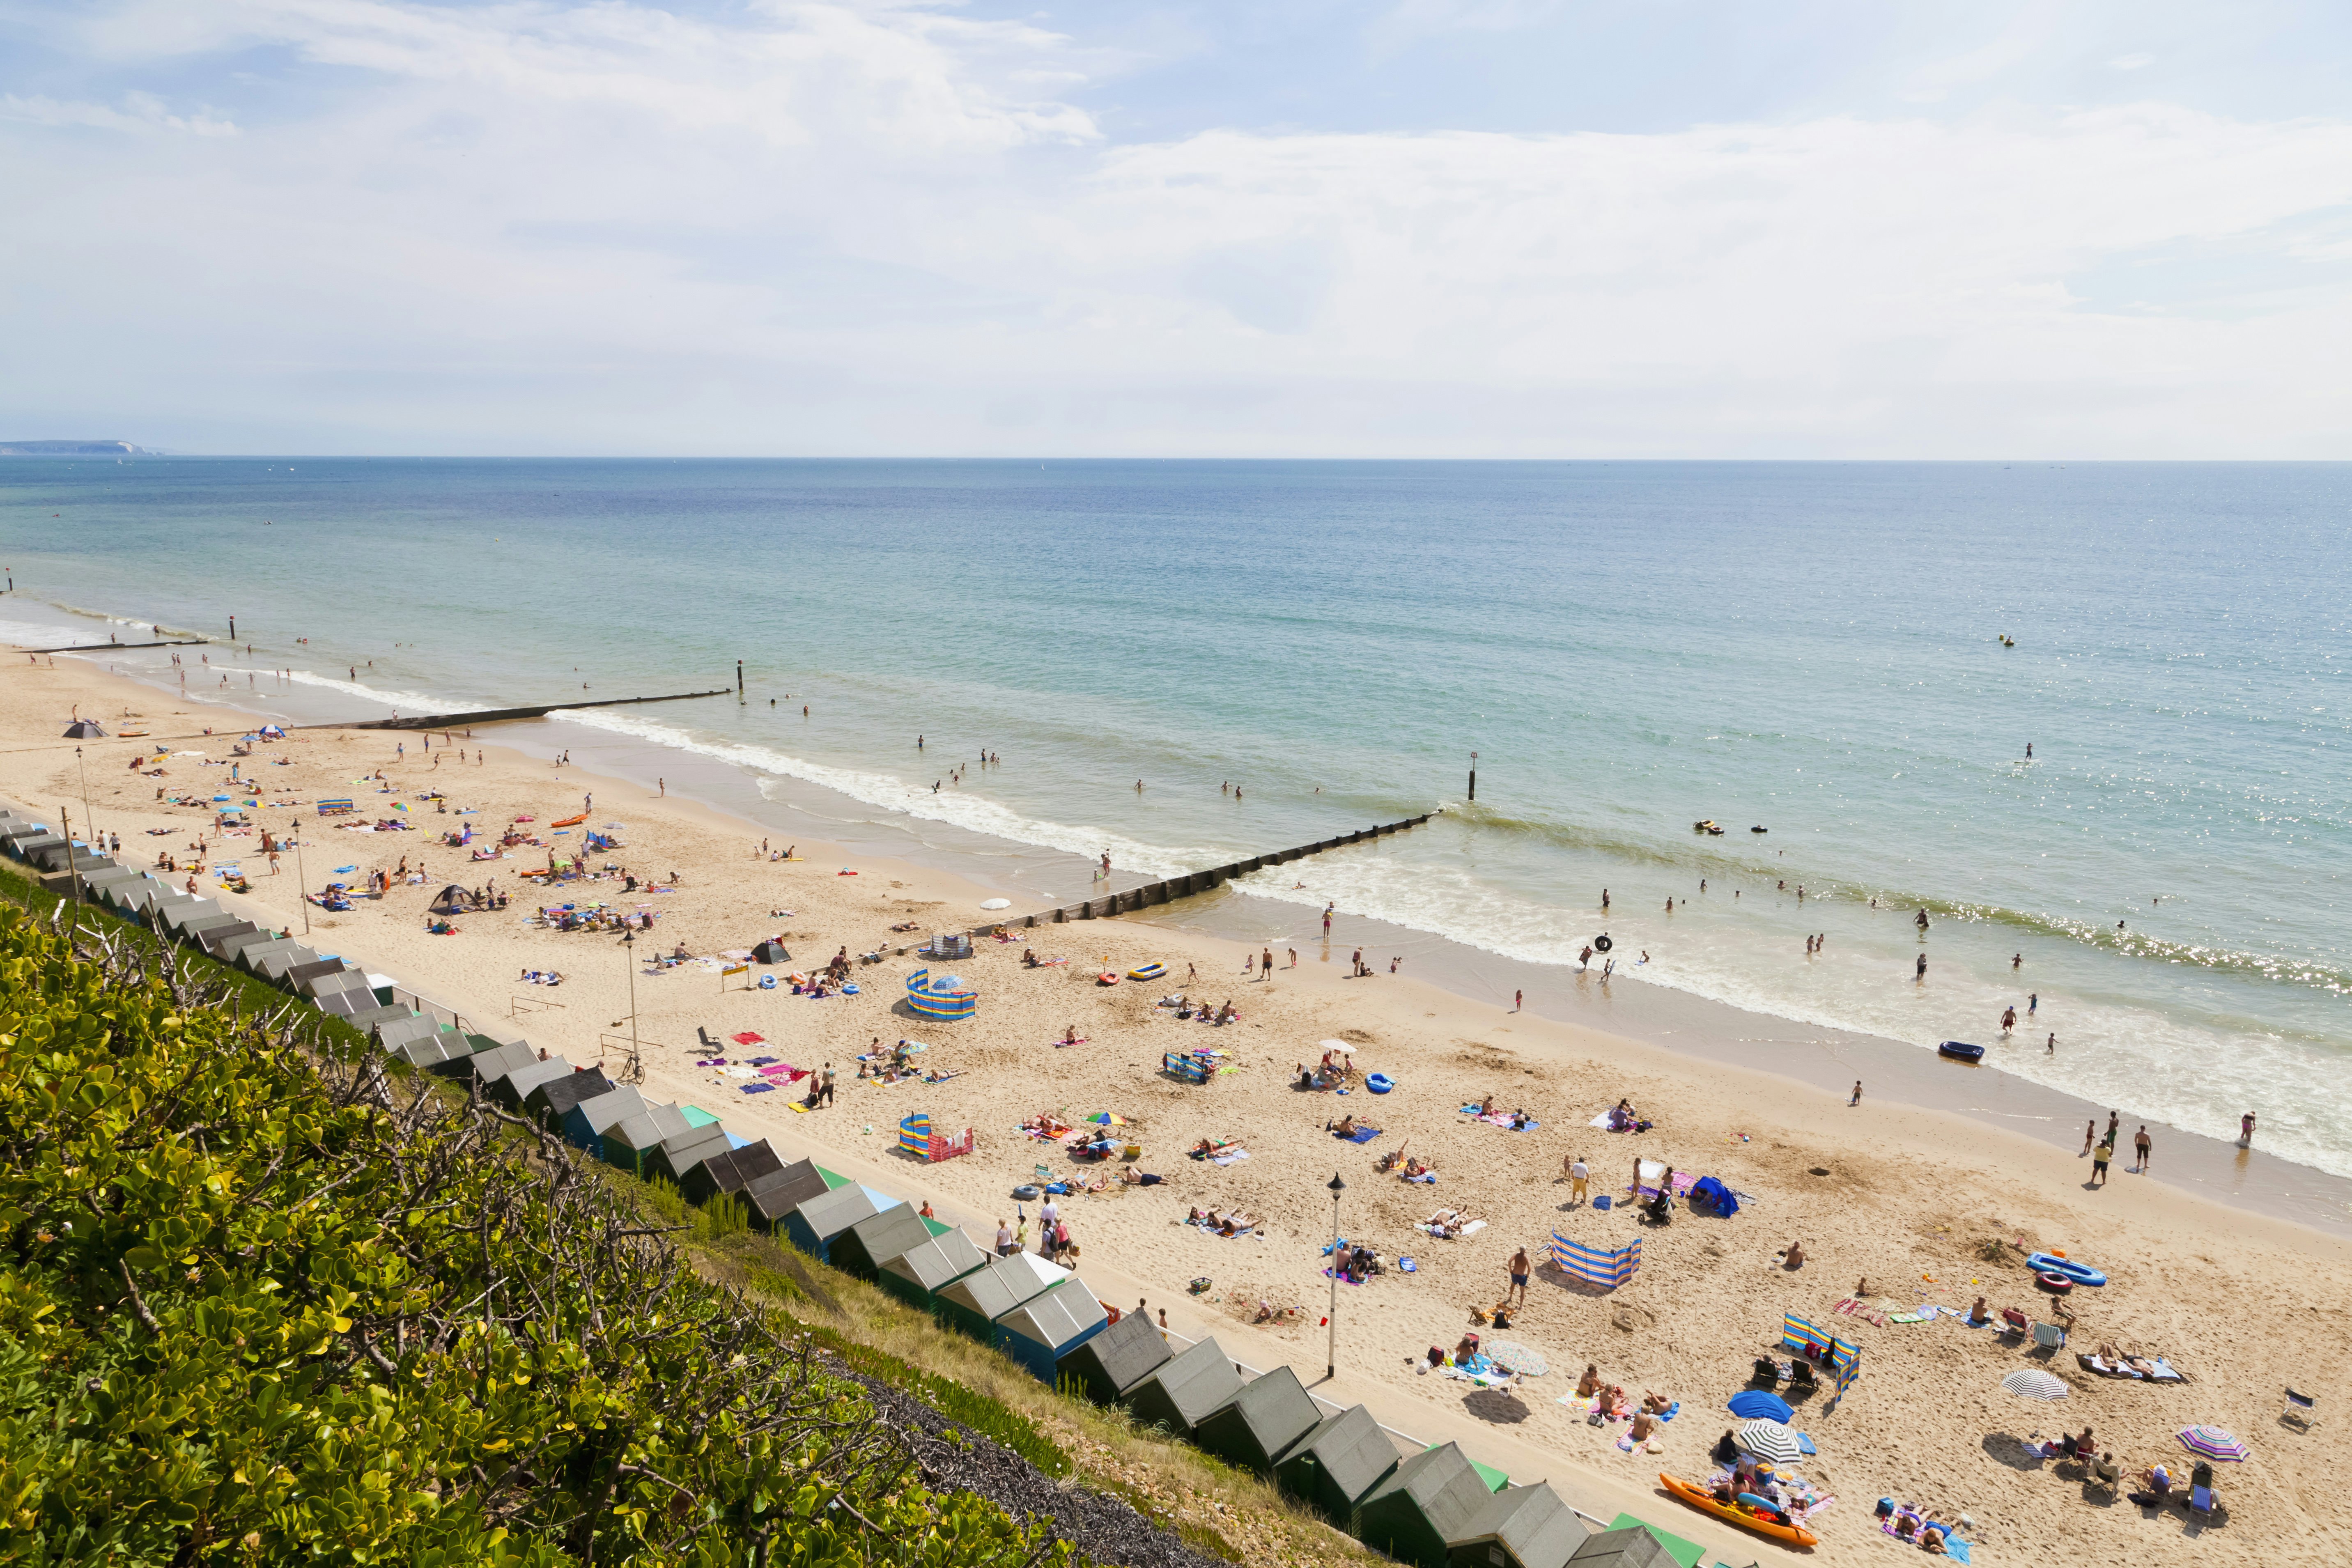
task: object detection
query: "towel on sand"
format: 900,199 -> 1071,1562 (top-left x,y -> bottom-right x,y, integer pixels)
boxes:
1338,1126 -> 1383,1144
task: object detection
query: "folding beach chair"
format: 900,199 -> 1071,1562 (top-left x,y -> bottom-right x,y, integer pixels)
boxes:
2031,1321 -> 2067,1350
2284,1388 -> 2316,1428
2188,1485 -> 2217,1522
2088,1455 -> 2121,1500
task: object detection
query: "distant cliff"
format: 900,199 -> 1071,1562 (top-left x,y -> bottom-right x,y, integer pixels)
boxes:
0,439 -> 145,456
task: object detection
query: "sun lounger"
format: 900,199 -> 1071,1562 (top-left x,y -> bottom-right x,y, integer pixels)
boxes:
2189,1485 -> 2216,1522
2031,1321 -> 2067,1349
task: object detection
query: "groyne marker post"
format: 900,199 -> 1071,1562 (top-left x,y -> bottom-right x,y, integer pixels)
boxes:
1468,751 -> 1477,803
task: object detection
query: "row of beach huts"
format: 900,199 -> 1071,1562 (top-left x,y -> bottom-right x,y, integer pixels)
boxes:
0,803 -> 1728,1568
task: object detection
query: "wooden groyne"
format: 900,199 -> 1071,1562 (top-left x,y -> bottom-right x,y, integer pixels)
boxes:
990,813 -> 1435,930
24,638 -> 210,653
303,689 -> 732,732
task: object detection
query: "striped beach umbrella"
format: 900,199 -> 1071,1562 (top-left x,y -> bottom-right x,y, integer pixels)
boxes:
1735,1419 -> 1805,1466
2000,1369 -> 2069,1401
2178,1426 -> 2249,1462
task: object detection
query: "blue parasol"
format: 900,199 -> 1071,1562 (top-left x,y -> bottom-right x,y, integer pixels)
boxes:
1728,1389 -> 1794,1422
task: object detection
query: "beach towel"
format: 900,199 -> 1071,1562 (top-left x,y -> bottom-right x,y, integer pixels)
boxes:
1211,1149 -> 1250,1166
1340,1126 -> 1383,1143
1321,1268 -> 1367,1286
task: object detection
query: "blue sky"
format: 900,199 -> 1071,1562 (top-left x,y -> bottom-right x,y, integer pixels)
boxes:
4,1 -> 2350,455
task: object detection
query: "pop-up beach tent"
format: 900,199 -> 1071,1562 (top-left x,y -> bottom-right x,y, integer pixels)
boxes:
875,1226 -> 991,1312
744,1158 -> 838,1232
990,1275 -> 1110,1383
1056,1310 -> 1171,1405
828,1203 -> 935,1282
1123,1336 -> 1244,1439
782,1184 -> 883,1264
428,884 -> 478,916
935,1251 -> 1068,1343
1191,1364 -> 1323,1476
602,1104 -> 694,1177
1353,1442 -> 1497,1568
682,1141 -> 784,1208
1444,1482 -> 1590,1568
1274,1404 -> 1400,1524
563,1086 -> 648,1159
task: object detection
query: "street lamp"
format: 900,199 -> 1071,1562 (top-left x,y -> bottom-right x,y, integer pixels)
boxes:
619,928 -> 641,1084
1326,1170 -> 1346,1380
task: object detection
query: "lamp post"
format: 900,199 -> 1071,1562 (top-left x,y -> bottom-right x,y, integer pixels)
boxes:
620,928 -> 641,1084
71,744 -> 94,908
1326,1170 -> 1346,1380
294,823 -> 311,934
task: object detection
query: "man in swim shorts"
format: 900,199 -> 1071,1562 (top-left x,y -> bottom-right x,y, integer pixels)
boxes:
1508,1246 -> 1530,1306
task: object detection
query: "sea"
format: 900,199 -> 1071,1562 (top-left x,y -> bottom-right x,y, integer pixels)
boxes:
5,457 -> 2347,1178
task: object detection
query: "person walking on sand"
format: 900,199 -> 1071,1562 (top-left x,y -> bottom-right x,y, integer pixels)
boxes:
1569,1155 -> 1589,1203
2081,1120 -> 2097,1155
1508,1246 -> 1531,1307
2133,1125 -> 2152,1172
1323,902 -> 1334,936
2091,1134 -> 2113,1186
1262,947 -> 1274,981
1850,1081 -> 1862,1106
2239,1111 -> 2256,1149
1515,988 -> 1523,1012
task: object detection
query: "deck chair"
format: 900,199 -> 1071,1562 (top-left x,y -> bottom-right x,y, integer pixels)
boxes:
2031,1320 -> 2067,1349
1788,1360 -> 1819,1392
1750,1357 -> 1780,1388
2088,1456 -> 2121,1499
2284,1388 -> 2316,1428
2000,1308 -> 2029,1336
2188,1485 -> 2217,1522
1033,1163 -> 1054,1184
697,1025 -> 720,1050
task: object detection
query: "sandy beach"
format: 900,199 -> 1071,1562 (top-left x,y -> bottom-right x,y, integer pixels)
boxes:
7,650 -> 2347,1567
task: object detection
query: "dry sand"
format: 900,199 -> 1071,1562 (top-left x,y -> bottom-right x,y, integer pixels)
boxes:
7,651 -> 2347,1566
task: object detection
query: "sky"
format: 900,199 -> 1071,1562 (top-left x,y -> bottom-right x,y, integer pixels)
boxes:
3,0 -> 2351,457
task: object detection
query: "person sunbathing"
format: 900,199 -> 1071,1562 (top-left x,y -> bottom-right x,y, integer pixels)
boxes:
1642,1390 -> 1674,1414
1328,1115 -> 1359,1138
1215,1000 -> 1236,1024
1629,1410 -> 1658,1440
921,1067 -> 961,1084
1374,1142 -> 1406,1172
1578,1364 -> 1601,1397
1189,1207 -> 1221,1227
1119,1165 -> 1163,1186
1967,1295 -> 1990,1326
1453,1333 -> 1482,1365
1477,1094 -> 1497,1116
1403,1154 -> 1434,1178
2097,1343 -> 2159,1376
1600,1385 -> 1632,1419
1783,1239 -> 1806,1270
1217,1212 -> 1254,1236
1059,1025 -> 1083,1047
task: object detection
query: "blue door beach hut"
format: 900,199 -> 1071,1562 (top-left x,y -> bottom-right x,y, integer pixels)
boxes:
829,1203 -> 935,1282
1353,1443 -> 1496,1568
1056,1310 -> 1171,1405
1123,1336 -> 1244,1439
990,1274 -> 1110,1383
1192,1364 -> 1323,1476
935,1251 -> 1067,1343
1445,1482 -> 1590,1568
877,1226 -> 992,1312
1274,1404 -> 1399,1524
782,1184 -> 882,1264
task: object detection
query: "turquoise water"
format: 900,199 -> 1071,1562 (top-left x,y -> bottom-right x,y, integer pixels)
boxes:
5,457 -> 2347,1173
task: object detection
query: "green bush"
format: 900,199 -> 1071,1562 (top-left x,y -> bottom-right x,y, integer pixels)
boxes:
0,904 -> 1073,1566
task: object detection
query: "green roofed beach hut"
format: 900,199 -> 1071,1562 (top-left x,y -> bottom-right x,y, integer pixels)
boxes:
1123,1336 -> 1244,1439
782,1184 -> 882,1264
1056,1309 -> 1170,1405
603,1104 -> 694,1177
744,1158 -> 836,1233
875,1226 -> 990,1312
991,1275 -> 1110,1383
1446,1483 -> 1591,1568
1354,1442 -> 1496,1568
1274,1404 -> 1400,1524
829,1202 -> 935,1282
1589,1519 -> 1700,1568
935,1251 -> 1068,1343
1192,1364 -> 1323,1476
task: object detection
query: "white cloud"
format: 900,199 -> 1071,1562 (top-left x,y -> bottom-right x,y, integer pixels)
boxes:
2110,52 -> 2157,71
3,2 -> 2351,456
0,90 -> 238,136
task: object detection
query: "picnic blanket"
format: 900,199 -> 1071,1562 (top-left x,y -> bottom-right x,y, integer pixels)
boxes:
1337,1126 -> 1383,1143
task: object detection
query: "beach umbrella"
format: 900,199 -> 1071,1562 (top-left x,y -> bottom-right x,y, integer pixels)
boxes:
2000,1369 -> 2069,1401
1085,1111 -> 1126,1126
1727,1389 -> 1794,1422
2178,1426 -> 2249,1462
1735,1420 -> 1805,1466
1485,1342 -> 1548,1377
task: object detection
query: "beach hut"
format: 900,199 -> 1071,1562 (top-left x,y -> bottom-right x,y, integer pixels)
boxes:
192,920 -> 259,957
1191,1364 -> 1323,1476
827,1203 -> 935,1281
389,1031 -> 473,1070
602,1104 -> 694,1177
561,1085 -> 646,1158
743,1158 -> 837,1233
935,1251 -> 1069,1343
451,1041 -> 536,1091
781,1184 -> 884,1264
1445,1483 -> 1590,1568
682,1140 -> 783,1208
1056,1310 -> 1171,1405
1353,1443 -> 1496,1568
876,1227 -> 991,1313
1123,1337 -> 1245,1439
371,1013 -> 443,1052
1559,1527 -> 1674,1568
526,1066 -> 615,1134
248,944 -> 319,982
1274,1404 -> 1399,1524
644,1125 -> 734,1190
486,1057 -> 576,1114
992,1276 -> 1110,1384
903,967 -> 977,1022
283,957 -> 350,990
302,967 -> 374,1003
